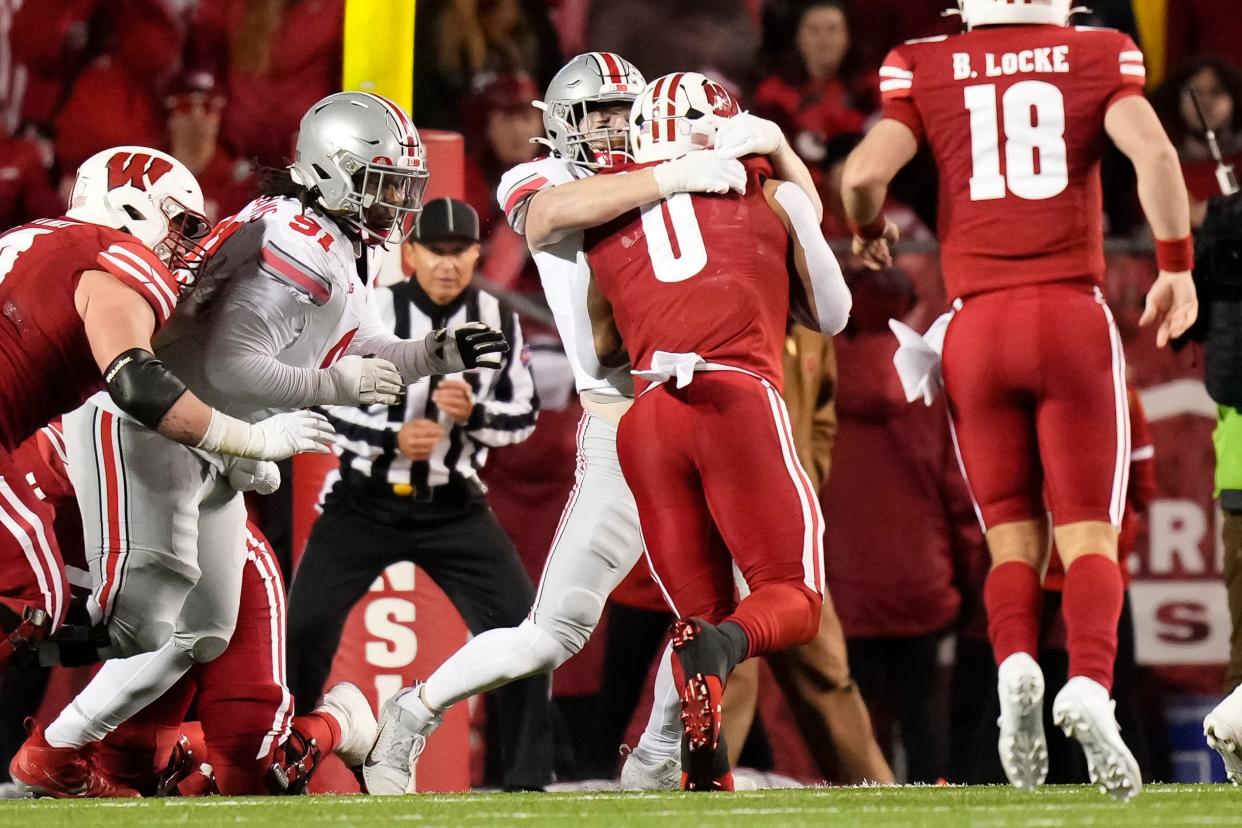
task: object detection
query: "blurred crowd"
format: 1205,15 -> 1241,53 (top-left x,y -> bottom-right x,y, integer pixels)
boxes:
0,0 -> 1239,787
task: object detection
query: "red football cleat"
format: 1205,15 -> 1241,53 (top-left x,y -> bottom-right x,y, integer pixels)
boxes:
9,719 -> 140,798
670,619 -> 734,792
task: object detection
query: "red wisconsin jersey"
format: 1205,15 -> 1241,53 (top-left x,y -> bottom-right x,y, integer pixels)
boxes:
0,218 -> 181,451
880,25 -> 1145,297
585,157 -> 791,390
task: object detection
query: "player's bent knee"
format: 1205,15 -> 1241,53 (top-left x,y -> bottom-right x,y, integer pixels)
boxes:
175,632 -> 231,663
519,618 -> 578,672
106,616 -> 175,658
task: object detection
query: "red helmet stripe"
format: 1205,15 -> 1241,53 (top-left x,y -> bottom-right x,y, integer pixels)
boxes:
599,52 -> 623,83
663,72 -> 685,141
648,75 -> 669,144
363,92 -> 417,153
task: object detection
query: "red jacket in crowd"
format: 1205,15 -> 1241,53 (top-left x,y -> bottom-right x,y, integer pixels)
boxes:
0,134 -> 61,227
822,331 -> 983,639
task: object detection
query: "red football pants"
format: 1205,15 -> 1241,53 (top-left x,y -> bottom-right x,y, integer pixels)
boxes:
616,370 -> 823,642
0,446 -> 68,632
93,526 -> 294,795
941,282 -> 1130,530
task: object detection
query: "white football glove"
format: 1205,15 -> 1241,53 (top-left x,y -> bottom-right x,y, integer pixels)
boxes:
710,112 -> 786,159
198,409 -> 335,461
224,457 -> 282,495
653,149 -> 746,198
424,322 -> 510,372
321,355 -> 404,406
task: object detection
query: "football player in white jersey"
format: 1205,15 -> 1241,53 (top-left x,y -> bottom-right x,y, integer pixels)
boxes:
12,92 -> 509,797
364,54 -> 826,794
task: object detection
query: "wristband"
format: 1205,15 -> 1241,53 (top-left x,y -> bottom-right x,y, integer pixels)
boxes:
1154,235 -> 1194,273
849,213 -> 888,242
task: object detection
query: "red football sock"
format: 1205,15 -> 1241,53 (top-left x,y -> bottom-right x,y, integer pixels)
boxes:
984,560 -> 1041,665
724,582 -> 821,659
1062,553 -> 1123,691
293,710 -> 341,754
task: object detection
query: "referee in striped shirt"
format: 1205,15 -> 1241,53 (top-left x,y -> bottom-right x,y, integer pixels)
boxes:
286,198 -> 551,789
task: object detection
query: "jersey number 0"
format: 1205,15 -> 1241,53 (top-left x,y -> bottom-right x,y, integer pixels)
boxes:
642,193 -> 708,283
965,80 -> 1069,202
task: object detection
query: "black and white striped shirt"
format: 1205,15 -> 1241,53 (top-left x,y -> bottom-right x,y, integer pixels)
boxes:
324,278 -> 538,491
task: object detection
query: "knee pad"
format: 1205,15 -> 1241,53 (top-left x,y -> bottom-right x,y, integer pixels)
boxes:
175,632 -> 231,664
106,615 -> 175,659
518,618 -> 578,673
531,586 -> 606,655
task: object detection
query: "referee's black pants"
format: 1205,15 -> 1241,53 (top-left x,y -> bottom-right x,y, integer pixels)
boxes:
286,479 -> 553,789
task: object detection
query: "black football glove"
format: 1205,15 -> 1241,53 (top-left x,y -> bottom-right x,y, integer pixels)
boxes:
427,322 -> 510,371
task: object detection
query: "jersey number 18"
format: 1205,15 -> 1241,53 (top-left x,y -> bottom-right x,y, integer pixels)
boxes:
965,80 -> 1069,202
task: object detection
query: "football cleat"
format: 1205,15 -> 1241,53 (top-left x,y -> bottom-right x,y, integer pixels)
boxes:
363,684 -> 441,795
1053,676 -> 1142,802
317,682 -> 379,770
1204,686 -> 1242,785
669,619 -> 734,792
618,746 -> 680,790
995,652 -> 1048,791
9,719 -> 139,798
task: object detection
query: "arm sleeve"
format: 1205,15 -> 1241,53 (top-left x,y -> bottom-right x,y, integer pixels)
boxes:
1106,34 -> 1147,111
773,181 -> 852,335
879,47 -> 925,143
466,311 -> 539,447
200,272 -> 332,410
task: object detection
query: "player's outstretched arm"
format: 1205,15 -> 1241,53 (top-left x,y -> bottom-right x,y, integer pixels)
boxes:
711,112 -> 824,220
841,119 -> 919,270
763,178 -> 852,335
76,269 -> 334,460
351,294 -> 509,379
524,150 -> 746,248
1105,95 -> 1199,347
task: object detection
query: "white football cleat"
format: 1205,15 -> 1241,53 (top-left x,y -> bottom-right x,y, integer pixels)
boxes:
1053,676 -> 1142,802
619,747 -> 680,790
1204,686 -> 1242,784
316,682 -> 378,769
363,684 -> 442,795
996,652 -> 1048,791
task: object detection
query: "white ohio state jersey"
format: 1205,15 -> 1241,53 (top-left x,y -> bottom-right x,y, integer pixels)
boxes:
152,195 -> 385,421
497,156 -> 629,397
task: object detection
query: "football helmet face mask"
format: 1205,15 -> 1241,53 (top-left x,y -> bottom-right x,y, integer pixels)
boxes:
953,0 -> 1077,29
66,146 -> 210,284
630,72 -> 740,164
290,92 -> 430,246
536,52 -> 645,169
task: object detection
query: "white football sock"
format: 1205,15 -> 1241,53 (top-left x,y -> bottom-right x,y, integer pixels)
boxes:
44,641 -> 194,749
633,641 -> 682,763
422,620 -> 572,712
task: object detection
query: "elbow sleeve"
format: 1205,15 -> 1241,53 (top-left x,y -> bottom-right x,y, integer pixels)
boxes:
104,348 -> 189,430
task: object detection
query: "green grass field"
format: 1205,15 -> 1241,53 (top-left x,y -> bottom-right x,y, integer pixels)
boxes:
1,785 -> 1239,828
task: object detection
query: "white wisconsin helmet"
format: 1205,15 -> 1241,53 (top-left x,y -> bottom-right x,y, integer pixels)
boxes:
955,0 -> 1075,29
289,91 -> 429,245
630,72 -> 740,164
66,146 -> 209,272
536,52 -> 645,168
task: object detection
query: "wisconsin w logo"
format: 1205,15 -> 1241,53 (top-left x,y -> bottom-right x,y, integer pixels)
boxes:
106,152 -> 173,191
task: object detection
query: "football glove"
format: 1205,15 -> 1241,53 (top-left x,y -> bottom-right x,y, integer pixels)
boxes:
653,149 -> 746,198
321,355 -> 404,406
425,322 -> 509,371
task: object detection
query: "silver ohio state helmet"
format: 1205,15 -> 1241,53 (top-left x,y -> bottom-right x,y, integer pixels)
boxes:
535,52 -> 645,168
289,92 -> 429,245
953,0 -> 1077,29
66,146 -> 209,277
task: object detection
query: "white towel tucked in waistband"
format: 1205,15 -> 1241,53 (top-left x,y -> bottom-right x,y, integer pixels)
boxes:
889,309 -> 954,406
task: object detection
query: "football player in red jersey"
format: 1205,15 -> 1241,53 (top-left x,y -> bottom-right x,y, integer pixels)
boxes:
582,73 -> 852,790
840,0 -> 1197,800
0,146 -> 333,671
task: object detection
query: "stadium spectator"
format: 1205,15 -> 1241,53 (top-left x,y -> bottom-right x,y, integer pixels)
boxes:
1153,56 -> 1242,227
0,124 -> 62,228
163,69 -> 256,224
189,0 -> 343,168
822,268 -> 982,783
1166,0 -> 1242,73
414,0 -> 562,131
752,1 -> 870,165
49,0 -> 185,176
461,73 -> 544,234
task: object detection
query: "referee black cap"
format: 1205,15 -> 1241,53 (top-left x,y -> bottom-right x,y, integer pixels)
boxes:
413,198 -> 480,245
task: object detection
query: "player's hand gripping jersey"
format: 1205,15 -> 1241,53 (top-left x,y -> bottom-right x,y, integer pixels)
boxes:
584,157 -> 791,389
880,25 -> 1145,296
0,218 -> 183,451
